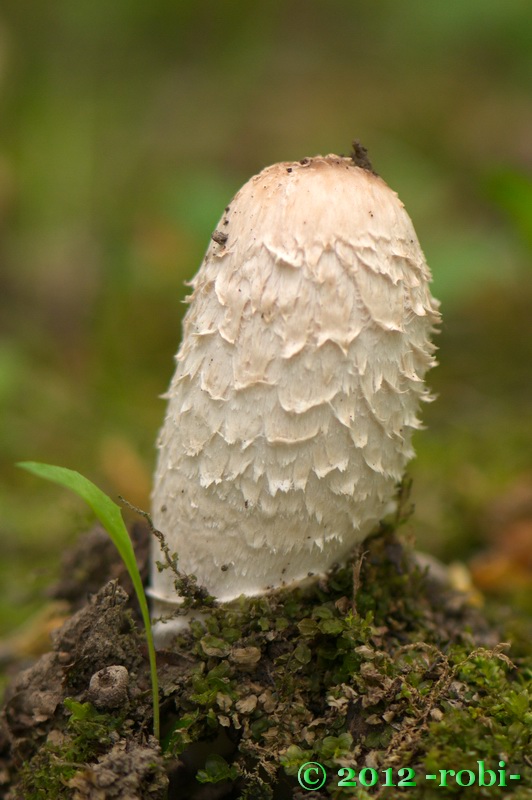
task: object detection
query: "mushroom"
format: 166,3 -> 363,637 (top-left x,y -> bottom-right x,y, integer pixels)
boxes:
150,151 -> 440,634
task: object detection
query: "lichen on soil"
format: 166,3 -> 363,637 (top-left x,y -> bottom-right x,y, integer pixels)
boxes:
1,492 -> 530,799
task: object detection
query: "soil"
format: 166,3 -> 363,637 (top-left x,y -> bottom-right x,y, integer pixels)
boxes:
0,519 -> 530,800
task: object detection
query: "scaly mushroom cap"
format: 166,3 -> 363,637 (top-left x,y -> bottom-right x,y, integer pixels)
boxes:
150,155 -> 440,612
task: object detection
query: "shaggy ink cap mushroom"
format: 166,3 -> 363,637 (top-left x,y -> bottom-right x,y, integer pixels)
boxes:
150,153 -> 440,634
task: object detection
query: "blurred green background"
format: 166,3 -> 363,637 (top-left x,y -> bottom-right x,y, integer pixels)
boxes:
1,1 -> 531,639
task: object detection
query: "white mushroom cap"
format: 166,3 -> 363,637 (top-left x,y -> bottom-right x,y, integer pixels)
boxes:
150,154 -> 440,619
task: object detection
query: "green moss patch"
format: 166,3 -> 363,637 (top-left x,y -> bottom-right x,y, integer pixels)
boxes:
157,526 -> 530,798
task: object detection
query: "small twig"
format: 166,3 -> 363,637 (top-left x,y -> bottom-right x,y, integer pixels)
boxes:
351,548 -> 368,616
119,496 -> 216,609
120,496 -> 179,576
394,475 -> 415,528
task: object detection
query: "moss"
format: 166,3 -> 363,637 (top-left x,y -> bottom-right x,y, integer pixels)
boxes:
157,517 -> 530,798
18,699 -> 125,800
420,657 -> 532,798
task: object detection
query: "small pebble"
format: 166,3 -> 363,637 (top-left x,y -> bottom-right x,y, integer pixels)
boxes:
88,665 -> 129,709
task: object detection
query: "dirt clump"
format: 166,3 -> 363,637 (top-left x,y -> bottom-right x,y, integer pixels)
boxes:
1,517 -> 530,800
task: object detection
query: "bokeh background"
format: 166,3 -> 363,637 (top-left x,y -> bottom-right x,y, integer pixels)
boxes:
1,1 -> 531,639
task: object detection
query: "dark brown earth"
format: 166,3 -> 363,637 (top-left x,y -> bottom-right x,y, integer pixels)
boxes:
0,520 -> 528,800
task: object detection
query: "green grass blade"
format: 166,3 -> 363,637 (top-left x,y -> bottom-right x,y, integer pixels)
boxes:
17,461 -> 160,741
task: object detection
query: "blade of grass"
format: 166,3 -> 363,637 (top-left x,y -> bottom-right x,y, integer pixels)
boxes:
17,461 -> 160,741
